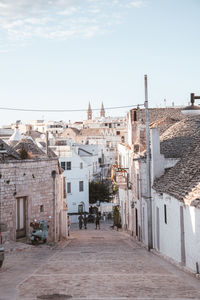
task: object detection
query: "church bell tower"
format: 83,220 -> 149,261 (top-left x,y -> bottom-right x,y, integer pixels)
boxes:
87,102 -> 92,120
100,102 -> 105,118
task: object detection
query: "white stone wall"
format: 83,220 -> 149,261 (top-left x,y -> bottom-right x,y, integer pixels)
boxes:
152,192 -> 181,263
150,128 -> 165,181
152,190 -> 200,273
184,206 -> 200,272
119,186 -> 133,231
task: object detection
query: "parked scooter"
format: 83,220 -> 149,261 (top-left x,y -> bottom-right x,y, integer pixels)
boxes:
0,247 -> 4,268
0,227 -> 6,268
30,219 -> 50,245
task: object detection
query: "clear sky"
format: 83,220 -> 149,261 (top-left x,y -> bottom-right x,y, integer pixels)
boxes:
0,0 -> 200,125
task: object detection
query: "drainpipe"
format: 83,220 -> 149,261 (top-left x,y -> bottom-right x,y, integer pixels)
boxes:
52,170 -> 57,243
144,75 -> 153,251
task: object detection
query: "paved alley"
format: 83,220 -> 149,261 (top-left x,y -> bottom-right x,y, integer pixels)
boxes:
1,222 -> 200,300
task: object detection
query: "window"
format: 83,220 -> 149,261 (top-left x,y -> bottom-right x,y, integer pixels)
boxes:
80,162 -> 83,169
79,181 -> 84,192
164,204 -> 167,224
61,161 -> 66,170
40,205 -> 44,212
67,161 -> 71,170
61,161 -> 71,170
116,131 -> 120,135
67,182 -> 71,194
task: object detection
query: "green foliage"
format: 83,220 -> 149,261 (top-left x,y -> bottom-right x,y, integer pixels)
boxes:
19,147 -> 29,159
111,181 -> 118,194
89,180 -> 114,204
113,206 -> 121,228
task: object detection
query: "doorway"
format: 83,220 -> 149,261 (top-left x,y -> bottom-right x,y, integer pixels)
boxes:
16,197 -> 27,239
180,206 -> 186,265
135,208 -> 138,237
156,207 -> 160,251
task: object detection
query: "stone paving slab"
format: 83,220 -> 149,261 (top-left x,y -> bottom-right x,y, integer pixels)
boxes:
17,273 -> 200,299
36,260 -> 172,275
1,223 -> 200,300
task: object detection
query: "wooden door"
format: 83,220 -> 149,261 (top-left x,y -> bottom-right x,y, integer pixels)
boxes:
156,207 -> 160,251
16,197 -> 26,239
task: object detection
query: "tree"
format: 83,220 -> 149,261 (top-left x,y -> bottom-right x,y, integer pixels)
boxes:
19,147 -> 29,159
89,180 -> 115,204
113,206 -> 121,229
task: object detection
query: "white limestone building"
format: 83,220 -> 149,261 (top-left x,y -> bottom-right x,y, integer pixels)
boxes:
52,145 -> 89,223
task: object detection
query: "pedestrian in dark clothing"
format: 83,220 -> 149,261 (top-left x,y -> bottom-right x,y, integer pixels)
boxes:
67,216 -> 71,236
95,213 -> 100,230
83,213 -> 87,229
78,214 -> 83,230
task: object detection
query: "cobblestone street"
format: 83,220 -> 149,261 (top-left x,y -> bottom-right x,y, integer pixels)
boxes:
0,222 -> 200,300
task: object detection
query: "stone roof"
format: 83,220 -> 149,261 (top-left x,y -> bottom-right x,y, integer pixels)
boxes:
13,138 -> 47,159
60,127 -> 81,138
81,128 -> 102,136
137,107 -> 184,124
9,128 -> 24,142
149,116 -> 179,135
25,130 -> 43,139
153,142 -> 200,208
160,116 -> 200,158
0,139 -> 21,160
38,141 -> 58,158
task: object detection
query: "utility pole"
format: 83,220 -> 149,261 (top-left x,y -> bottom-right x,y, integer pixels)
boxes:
52,170 -> 57,243
144,75 -> 153,251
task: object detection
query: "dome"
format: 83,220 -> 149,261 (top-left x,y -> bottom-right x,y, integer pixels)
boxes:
9,128 -> 23,141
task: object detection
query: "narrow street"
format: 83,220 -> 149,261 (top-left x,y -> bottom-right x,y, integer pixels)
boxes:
1,222 -> 200,300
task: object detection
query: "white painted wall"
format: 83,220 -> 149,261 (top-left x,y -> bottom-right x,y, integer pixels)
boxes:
150,128 -> 165,181
55,146 -> 89,223
182,205 -> 200,272
77,144 -> 101,181
152,190 -> 200,273
152,192 -> 181,263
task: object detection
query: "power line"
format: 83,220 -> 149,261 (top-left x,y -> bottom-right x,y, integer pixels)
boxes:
0,104 -> 144,113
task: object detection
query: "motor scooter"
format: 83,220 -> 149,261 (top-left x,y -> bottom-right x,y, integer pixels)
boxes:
0,226 -> 6,268
30,219 -> 49,245
0,247 -> 4,268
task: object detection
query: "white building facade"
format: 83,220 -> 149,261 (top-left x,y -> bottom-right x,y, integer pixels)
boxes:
52,145 -> 89,223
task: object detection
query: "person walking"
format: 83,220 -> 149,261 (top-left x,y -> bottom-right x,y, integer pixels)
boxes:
67,216 -> 71,236
95,213 -> 100,230
78,214 -> 83,230
83,213 -> 87,229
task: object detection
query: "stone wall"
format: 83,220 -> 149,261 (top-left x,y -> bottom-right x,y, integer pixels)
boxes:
0,158 -> 67,242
